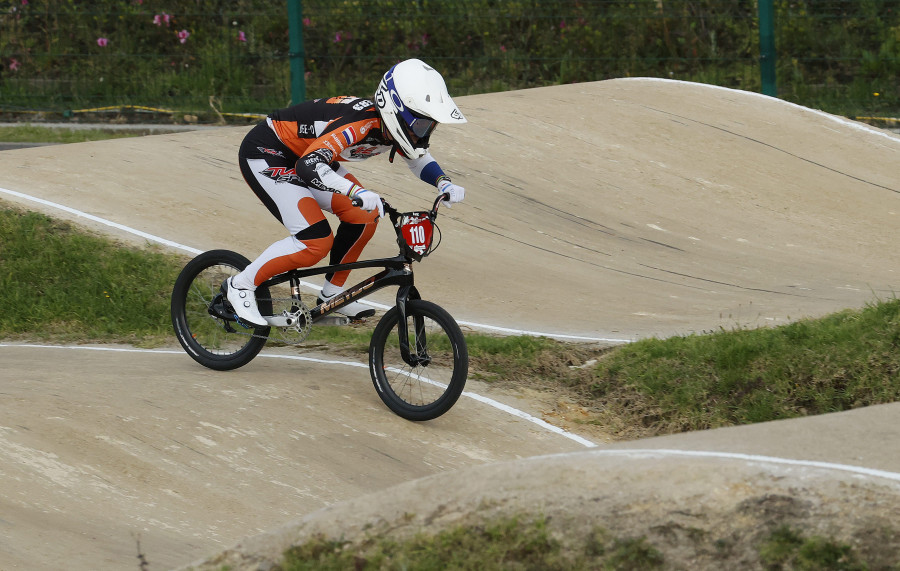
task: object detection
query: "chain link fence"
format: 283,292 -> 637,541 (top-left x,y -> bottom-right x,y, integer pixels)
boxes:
1,1 -> 898,125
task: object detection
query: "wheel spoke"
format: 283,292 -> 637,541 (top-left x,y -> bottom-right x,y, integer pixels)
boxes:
369,300 -> 468,420
171,251 -> 270,370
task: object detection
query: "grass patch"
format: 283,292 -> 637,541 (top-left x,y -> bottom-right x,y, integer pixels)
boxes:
759,525 -> 866,570
2,204 -> 899,441
0,124 -> 146,144
588,303 -> 900,437
0,207 -> 185,346
278,516 -> 888,570
281,516 -> 667,571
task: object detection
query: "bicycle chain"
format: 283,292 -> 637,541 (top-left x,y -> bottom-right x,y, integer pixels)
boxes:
213,296 -> 313,345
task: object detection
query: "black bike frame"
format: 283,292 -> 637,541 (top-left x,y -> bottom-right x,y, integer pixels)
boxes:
254,192 -> 450,365
258,255 -> 425,365
258,253 -> 422,322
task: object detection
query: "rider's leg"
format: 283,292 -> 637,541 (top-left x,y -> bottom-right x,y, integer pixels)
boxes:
310,181 -> 380,318
323,202 -> 379,292
234,214 -> 333,289
228,154 -> 334,325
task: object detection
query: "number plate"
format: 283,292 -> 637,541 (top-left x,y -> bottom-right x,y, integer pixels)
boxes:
399,213 -> 434,259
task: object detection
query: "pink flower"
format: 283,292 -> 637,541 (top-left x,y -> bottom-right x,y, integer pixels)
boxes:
21,0 -> 28,5
154,13 -> 171,27
500,45 -> 507,52
303,17 -> 311,26
9,58 -> 20,71
334,32 -> 342,43
237,30 -> 247,42
97,37 -> 109,47
177,29 -> 190,44
559,20 -> 567,29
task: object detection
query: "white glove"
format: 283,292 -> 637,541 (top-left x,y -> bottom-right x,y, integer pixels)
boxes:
437,179 -> 465,207
349,187 -> 384,218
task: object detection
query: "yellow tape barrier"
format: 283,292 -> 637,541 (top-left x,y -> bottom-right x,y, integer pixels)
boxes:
855,116 -> 900,125
1,104 -> 267,121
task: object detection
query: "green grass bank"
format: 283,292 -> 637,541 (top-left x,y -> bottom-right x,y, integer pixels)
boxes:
2,203 -> 898,442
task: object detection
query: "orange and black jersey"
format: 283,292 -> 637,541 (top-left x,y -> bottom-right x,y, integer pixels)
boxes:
263,96 -> 448,194
269,96 -> 389,164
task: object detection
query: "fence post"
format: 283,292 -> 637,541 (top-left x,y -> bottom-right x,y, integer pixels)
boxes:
758,0 -> 777,97
287,0 -> 307,104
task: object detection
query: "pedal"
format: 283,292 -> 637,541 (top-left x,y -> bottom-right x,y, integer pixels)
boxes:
314,315 -> 351,326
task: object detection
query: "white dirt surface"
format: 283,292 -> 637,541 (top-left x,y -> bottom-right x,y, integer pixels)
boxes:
0,78 -> 899,570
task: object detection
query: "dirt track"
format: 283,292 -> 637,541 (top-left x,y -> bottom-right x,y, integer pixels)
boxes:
1,78 -> 899,570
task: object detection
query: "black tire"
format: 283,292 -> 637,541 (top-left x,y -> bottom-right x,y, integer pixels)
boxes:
369,299 -> 468,421
171,249 -> 270,371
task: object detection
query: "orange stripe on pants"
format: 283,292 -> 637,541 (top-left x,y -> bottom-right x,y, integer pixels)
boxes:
328,193 -> 379,287
254,234 -> 333,287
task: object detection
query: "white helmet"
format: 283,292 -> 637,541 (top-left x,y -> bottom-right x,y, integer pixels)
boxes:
375,58 -> 467,159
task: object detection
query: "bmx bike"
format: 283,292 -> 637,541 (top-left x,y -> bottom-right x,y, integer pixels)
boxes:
170,193 -> 468,421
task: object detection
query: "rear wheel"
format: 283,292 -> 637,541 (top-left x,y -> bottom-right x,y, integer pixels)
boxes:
171,249 -> 270,370
369,299 -> 468,421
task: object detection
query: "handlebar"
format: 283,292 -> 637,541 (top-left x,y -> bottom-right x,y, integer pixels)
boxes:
350,192 -> 451,220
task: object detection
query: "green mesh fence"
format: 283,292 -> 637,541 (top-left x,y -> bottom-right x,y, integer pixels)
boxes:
1,0 -> 897,124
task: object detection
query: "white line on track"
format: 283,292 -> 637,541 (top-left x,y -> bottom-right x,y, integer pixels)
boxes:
3,180 -> 898,472
0,185 -> 631,345
0,185 -> 611,447
575,448 -> 900,483
0,343 -> 597,448
8,340 -> 900,480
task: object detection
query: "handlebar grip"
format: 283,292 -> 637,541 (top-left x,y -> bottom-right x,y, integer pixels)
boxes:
432,192 -> 451,211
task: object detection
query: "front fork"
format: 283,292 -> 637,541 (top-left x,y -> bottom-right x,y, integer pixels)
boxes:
396,285 -> 431,367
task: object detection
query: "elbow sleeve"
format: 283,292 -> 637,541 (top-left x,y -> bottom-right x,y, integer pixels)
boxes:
295,148 -> 351,194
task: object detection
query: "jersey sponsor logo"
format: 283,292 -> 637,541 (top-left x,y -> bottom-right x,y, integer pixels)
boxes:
260,166 -> 298,183
310,148 -> 334,164
302,148 -> 334,168
353,99 -> 373,111
297,123 -> 313,136
340,126 -> 355,146
348,145 -> 381,159
326,96 -> 357,104
359,120 -> 377,135
257,146 -> 285,158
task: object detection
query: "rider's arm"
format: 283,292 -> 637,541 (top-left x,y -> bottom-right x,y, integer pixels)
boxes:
404,151 -> 449,187
294,129 -> 382,214
294,148 -> 360,195
405,152 -> 465,204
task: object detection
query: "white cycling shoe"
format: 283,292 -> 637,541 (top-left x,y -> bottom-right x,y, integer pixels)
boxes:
318,291 -> 376,319
225,277 -> 268,327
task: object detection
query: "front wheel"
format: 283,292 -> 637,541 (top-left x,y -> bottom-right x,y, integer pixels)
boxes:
171,249 -> 270,371
369,299 -> 468,421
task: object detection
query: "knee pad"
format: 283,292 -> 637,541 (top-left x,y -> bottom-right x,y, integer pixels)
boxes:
294,219 -> 334,263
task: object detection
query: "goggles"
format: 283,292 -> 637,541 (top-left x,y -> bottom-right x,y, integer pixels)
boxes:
408,116 -> 436,139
